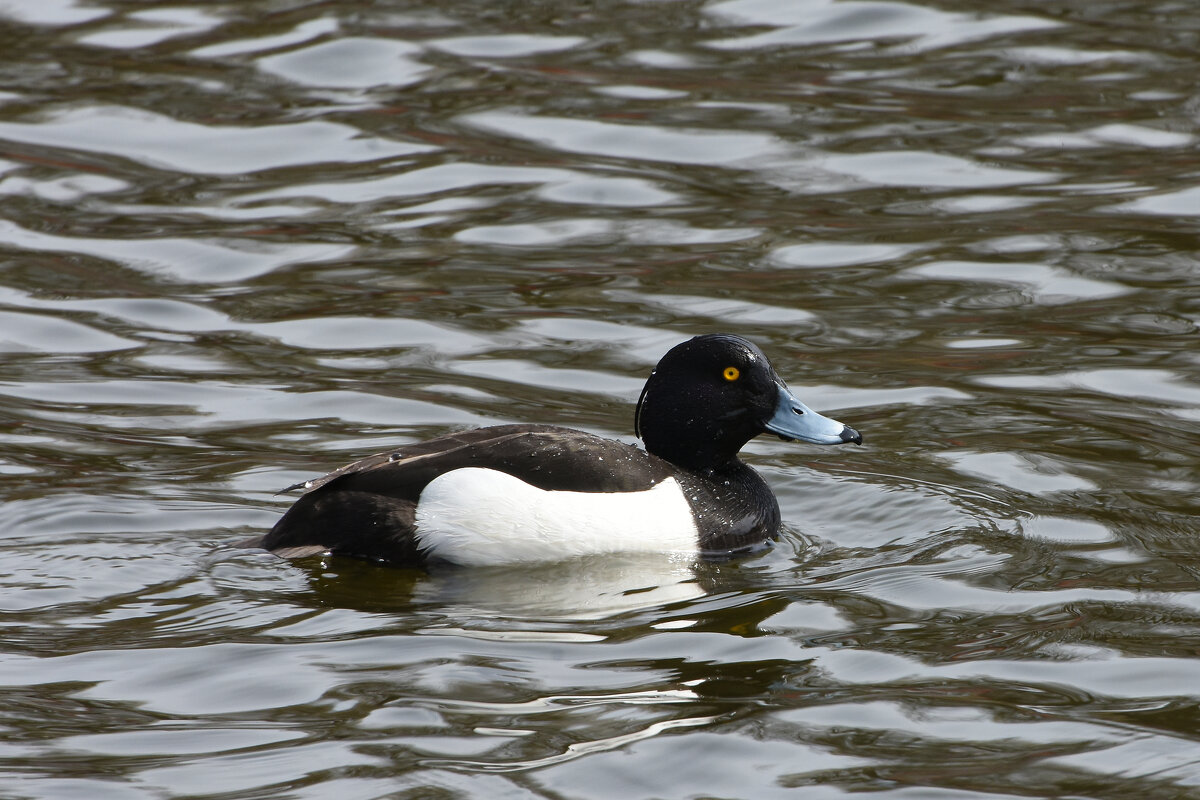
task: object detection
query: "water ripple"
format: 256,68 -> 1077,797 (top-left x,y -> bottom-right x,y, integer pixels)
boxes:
1,0 -> 1198,797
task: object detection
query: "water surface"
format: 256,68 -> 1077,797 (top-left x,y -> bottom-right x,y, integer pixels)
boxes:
2,0 -> 1199,797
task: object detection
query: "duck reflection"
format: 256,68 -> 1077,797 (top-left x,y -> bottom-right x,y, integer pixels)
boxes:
287,551 -> 710,621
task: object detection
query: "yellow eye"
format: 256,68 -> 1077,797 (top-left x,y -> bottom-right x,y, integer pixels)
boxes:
723,366 -> 740,382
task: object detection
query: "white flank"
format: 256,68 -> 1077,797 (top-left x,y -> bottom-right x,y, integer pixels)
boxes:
413,467 -> 699,566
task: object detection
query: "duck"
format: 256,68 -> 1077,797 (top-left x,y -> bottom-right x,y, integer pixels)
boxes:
247,333 -> 861,567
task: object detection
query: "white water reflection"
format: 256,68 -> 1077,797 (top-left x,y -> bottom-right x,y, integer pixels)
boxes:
0,172 -> 129,202
258,37 -> 429,89
593,85 -> 689,100
0,379 -> 482,429
461,111 -> 787,165
0,0 -> 108,25
237,164 -> 572,205
1114,185 -> 1200,216
455,218 -> 614,246
536,177 -> 681,207
0,310 -> 137,353
0,106 -> 428,174
1049,736 -> 1200,786
816,645 -> 1200,699
78,6 -> 223,49
705,0 -> 1058,51
1001,45 -> 1149,65
613,292 -> 818,326
770,242 -> 920,268
977,368 -> 1200,409
782,701 -> 1124,746
191,17 -> 338,59
1022,516 -> 1114,545
1017,123 -> 1194,150
455,218 -> 760,247
931,195 -> 1048,214
940,450 -> 1098,494
904,261 -> 1131,303
810,151 -> 1058,190
0,219 -> 353,283
429,34 -> 585,58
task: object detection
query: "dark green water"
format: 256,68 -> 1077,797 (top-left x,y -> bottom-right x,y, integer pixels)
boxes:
2,0 -> 1199,797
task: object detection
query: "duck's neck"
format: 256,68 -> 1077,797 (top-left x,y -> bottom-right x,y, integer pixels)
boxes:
643,433 -> 746,474
636,400 -> 754,471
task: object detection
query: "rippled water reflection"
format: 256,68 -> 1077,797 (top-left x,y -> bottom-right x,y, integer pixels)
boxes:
2,0 -> 1199,797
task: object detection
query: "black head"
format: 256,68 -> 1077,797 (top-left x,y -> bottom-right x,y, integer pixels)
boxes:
634,334 -> 861,471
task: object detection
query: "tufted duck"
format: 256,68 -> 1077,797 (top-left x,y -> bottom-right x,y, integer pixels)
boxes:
247,333 -> 861,567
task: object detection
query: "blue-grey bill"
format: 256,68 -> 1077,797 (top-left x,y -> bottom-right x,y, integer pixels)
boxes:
765,384 -> 862,445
